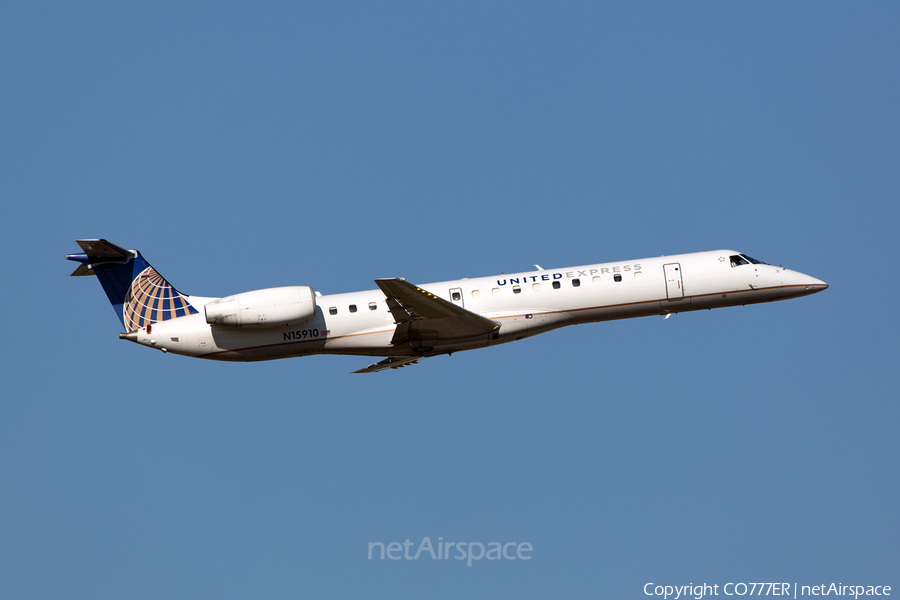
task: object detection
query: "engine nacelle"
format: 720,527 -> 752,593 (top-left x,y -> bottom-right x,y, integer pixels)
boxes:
204,286 -> 317,327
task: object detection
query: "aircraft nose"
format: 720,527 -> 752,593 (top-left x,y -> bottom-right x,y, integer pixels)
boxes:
790,271 -> 828,295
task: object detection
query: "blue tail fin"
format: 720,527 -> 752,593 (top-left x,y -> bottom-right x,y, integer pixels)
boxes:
67,239 -> 198,330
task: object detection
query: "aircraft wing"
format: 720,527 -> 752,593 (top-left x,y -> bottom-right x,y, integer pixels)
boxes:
375,278 -> 499,345
353,356 -> 424,374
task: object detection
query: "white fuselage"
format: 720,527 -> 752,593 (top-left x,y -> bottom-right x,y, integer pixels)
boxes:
129,250 -> 827,362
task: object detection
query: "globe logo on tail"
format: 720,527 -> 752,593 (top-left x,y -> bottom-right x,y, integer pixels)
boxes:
123,267 -> 197,331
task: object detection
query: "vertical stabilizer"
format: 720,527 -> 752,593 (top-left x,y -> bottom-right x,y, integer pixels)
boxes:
67,239 -> 198,330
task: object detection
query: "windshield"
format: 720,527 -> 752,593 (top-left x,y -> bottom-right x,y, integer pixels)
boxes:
741,254 -> 768,265
730,254 -> 768,267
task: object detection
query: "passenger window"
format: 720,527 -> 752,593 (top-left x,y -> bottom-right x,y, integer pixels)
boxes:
329,307 -> 337,315
592,276 -> 601,284
614,274 -> 622,282
634,272 -> 643,279
349,304 -> 357,313
368,302 -> 377,311
572,278 -> 580,287
513,285 -> 521,294
532,283 -> 541,292
472,290 -> 481,299
492,288 -> 501,296
552,281 -> 561,289
452,291 -> 461,301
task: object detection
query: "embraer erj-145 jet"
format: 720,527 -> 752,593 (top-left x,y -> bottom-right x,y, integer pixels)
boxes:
67,239 -> 827,373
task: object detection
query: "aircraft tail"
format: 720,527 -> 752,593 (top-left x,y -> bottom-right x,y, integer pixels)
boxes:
67,239 -> 198,330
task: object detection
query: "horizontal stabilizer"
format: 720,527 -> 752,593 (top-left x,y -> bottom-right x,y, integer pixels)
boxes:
75,239 -> 135,263
66,239 -> 136,276
69,263 -> 95,276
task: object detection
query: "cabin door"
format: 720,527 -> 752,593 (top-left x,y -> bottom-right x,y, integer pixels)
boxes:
664,263 -> 684,300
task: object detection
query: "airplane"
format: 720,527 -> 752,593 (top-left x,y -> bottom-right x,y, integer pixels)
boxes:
67,239 -> 828,373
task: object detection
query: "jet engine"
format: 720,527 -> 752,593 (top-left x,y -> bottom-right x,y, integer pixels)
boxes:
204,286 -> 317,327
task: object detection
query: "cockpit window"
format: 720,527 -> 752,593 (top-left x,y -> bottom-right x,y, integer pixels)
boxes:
741,254 -> 767,265
730,254 -> 769,267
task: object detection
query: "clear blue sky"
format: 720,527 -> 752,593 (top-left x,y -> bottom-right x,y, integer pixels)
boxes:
1,2 -> 897,598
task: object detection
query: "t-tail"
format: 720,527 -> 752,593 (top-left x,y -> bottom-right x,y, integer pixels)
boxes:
66,239 -> 198,331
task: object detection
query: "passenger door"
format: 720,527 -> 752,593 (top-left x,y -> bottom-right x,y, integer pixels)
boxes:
664,263 -> 684,300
